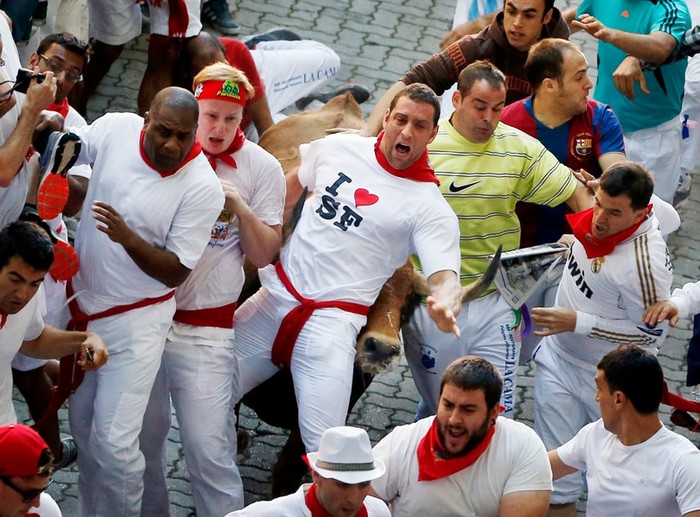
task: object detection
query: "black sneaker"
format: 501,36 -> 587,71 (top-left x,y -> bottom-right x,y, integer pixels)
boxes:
295,84 -> 371,111
201,0 -> 241,35
53,437 -> 78,471
32,1 -> 48,27
243,28 -> 301,49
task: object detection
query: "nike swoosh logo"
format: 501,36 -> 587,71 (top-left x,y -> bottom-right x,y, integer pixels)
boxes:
448,180 -> 480,193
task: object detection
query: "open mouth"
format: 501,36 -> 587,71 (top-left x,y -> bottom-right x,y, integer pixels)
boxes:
395,143 -> 411,155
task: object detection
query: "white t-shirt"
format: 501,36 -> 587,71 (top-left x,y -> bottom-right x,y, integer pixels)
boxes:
170,139 -> 285,344
558,419 -> 700,517
28,492 -> 63,517
224,483 -> 390,516
71,113 -> 224,312
670,281 -> 700,321
260,133 -> 460,306
371,416 -> 552,517
548,214 -> 673,370
0,291 -> 43,424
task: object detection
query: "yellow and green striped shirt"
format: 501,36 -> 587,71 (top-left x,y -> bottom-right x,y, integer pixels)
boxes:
427,119 -> 577,294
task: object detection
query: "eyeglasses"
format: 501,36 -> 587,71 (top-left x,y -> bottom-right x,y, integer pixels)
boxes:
38,54 -> 82,83
1,476 -> 53,503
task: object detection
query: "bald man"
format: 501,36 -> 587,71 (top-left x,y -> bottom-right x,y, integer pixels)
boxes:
65,87 -> 224,517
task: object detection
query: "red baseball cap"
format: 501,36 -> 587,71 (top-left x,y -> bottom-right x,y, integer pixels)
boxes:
0,424 -> 51,477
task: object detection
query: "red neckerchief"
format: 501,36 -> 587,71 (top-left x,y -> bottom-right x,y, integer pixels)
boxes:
416,418 -> 496,481
203,127 -> 245,171
566,205 -> 652,259
139,129 -> 202,178
374,131 -> 440,185
305,482 -> 368,517
0,312 -> 7,329
47,98 -> 69,118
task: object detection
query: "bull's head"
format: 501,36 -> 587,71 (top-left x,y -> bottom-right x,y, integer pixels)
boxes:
355,245 -> 503,375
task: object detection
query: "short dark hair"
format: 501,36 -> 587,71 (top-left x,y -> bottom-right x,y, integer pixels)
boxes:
37,32 -> 89,71
439,356 -> 503,410
599,161 -> 654,210
457,60 -> 506,97
597,345 -> 664,414
389,83 -> 441,127
0,221 -> 54,272
503,0 -> 555,17
525,38 -> 580,92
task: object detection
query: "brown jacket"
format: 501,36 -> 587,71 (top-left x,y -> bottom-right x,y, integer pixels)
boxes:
402,8 -> 570,106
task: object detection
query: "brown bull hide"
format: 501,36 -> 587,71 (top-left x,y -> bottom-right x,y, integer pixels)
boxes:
354,245 -> 503,375
259,92 -> 364,174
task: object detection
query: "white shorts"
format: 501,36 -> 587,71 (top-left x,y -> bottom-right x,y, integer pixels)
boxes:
682,55 -> 700,174
533,341 -> 599,504
404,291 -> 521,418
624,116 -> 682,204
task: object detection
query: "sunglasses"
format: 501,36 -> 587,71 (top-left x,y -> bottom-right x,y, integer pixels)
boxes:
38,54 -> 82,83
1,476 -> 53,503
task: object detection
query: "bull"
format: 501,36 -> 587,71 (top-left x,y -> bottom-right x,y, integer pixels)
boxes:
238,93 -> 500,496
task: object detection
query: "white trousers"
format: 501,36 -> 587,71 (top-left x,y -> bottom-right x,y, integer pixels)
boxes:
404,291 -> 521,419
140,339 -> 244,517
624,116 -> 682,204
233,286 -> 362,452
251,40 -> 340,117
68,298 -> 175,517
533,342 -> 599,504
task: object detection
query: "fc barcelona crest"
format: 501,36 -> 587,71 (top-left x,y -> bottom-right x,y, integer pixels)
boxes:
571,132 -> 594,158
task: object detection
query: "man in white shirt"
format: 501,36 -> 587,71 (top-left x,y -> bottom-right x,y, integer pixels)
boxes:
371,356 -> 552,516
549,344 -> 700,517
226,426 -> 390,516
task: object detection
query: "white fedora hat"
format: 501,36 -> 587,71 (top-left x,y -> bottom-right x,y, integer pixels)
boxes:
306,426 -> 386,484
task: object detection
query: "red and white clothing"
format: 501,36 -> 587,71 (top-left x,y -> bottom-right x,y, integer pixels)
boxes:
557,419 -> 700,516
0,14 -> 29,228
371,416 -> 552,516
141,139 -> 284,516
89,0 -> 201,46
0,291 -> 43,424
224,483 -> 391,516
221,37 -> 341,142
534,212 -> 673,504
66,112 -> 223,517
233,133 -> 460,452
12,103 -> 91,373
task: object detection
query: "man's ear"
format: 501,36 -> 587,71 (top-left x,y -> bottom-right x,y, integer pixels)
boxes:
28,53 -> 39,68
543,8 -> 553,25
143,111 -> 150,126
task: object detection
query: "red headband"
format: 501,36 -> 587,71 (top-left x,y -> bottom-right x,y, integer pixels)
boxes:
194,79 -> 246,106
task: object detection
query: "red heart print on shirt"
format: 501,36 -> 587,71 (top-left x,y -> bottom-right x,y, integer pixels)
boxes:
354,188 -> 379,207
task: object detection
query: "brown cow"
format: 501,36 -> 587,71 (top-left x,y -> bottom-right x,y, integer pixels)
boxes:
239,93 -> 500,496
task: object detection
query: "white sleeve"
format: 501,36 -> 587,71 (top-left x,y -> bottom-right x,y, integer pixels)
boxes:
649,195 -> 680,236
249,156 -> 285,226
675,447 -> 700,515
23,295 -> 45,342
502,427 -> 553,495
555,422 -> 596,473
574,236 -> 673,348
297,140 -> 319,190
412,199 -> 461,278
670,281 -> 700,320
70,113 -> 115,166
165,173 -> 225,269
371,432 -> 401,502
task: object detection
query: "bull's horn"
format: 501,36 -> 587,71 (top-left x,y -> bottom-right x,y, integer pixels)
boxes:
461,244 -> 502,303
